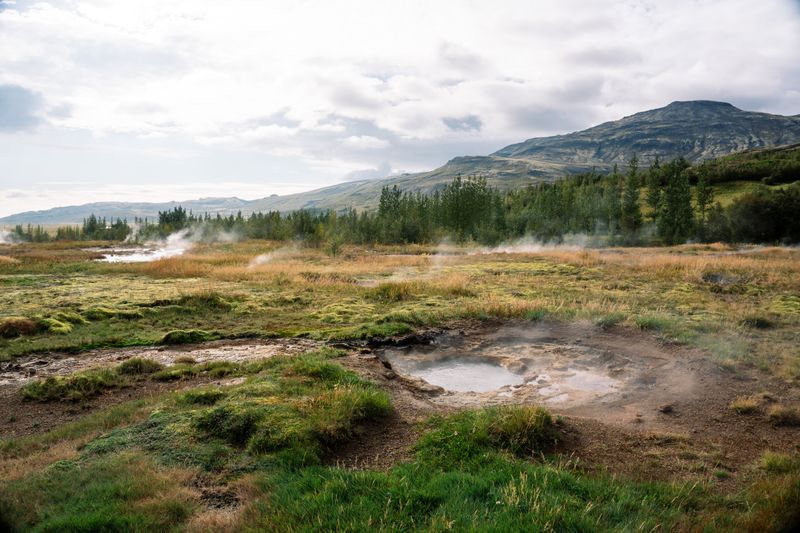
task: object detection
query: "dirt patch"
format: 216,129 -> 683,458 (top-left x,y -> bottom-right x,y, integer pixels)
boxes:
0,375 -> 230,439
0,338 -> 323,387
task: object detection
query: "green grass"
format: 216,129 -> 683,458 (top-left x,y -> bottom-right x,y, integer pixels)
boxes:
0,452 -> 195,532
159,329 -> 217,345
22,368 -> 121,402
117,357 -> 165,375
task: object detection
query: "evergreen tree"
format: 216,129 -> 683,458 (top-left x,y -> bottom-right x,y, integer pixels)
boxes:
657,159 -> 694,244
694,164 -> 714,242
605,164 -> 623,234
645,156 -> 662,223
620,155 -> 643,239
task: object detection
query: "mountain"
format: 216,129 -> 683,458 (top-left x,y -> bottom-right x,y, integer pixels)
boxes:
3,101 -> 800,224
494,100 -> 800,163
0,197 -> 251,225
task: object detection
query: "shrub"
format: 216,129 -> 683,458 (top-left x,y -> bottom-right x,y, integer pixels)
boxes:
117,358 -> 164,375
159,329 -> 215,345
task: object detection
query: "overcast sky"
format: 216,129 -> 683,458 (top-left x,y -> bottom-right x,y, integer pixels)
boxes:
1,0 -> 799,217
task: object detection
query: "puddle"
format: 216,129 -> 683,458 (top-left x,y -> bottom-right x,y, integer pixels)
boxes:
391,358 -> 523,392
379,322 -> 686,410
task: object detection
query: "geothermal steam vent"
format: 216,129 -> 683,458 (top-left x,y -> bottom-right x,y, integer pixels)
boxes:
380,322 -> 695,412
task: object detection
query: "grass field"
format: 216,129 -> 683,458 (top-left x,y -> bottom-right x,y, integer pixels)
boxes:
1,240 -> 799,531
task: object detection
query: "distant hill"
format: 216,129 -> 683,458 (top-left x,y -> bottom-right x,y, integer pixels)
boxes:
3,100 -> 800,224
0,197 -> 250,225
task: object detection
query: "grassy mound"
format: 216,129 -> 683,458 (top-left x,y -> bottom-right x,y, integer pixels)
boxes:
159,329 -> 216,345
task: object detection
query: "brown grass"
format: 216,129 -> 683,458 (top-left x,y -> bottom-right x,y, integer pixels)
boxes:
767,404 -> 800,426
730,396 -> 761,414
0,440 -> 83,481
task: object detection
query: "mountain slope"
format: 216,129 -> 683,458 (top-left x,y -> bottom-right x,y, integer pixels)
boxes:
3,101 -> 800,224
495,101 -> 800,164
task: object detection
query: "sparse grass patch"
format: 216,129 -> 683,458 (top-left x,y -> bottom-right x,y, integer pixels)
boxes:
117,357 -> 165,375
176,291 -> 232,311
54,311 -> 89,325
416,405 -> 558,469
0,452 -> 196,532
740,315 -> 776,329
327,321 -> 414,340
152,363 -> 200,381
160,329 -> 217,345
767,404 -> 800,426
181,388 -> 226,405
595,312 -> 627,330
634,314 -> 669,331
759,451 -> 799,474
524,307 -> 548,321
730,395 -> 761,414
37,317 -> 73,334
22,368 -> 121,402
367,281 -> 417,302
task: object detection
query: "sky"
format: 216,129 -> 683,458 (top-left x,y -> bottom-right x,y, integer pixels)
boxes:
1,0 -> 799,217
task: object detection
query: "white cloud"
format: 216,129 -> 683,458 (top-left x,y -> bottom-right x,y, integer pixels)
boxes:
0,0 -> 798,213
341,135 -> 391,150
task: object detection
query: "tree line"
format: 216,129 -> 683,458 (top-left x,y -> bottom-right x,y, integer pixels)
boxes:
7,158 -> 799,246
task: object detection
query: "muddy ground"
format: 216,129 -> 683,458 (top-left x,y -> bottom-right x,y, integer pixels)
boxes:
2,320 -> 799,492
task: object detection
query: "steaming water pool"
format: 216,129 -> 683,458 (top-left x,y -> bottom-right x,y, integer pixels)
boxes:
380,323 -> 645,405
97,246 -> 186,263
94,231 -> 192,263
395,359 -> 524,392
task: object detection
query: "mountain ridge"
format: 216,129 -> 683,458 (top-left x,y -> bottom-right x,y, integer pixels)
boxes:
3,100 -> 800,224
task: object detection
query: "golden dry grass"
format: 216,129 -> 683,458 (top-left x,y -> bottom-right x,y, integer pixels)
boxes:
0,440 -> 83,481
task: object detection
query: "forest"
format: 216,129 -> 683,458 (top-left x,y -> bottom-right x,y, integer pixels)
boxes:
8,151 -> 800,247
